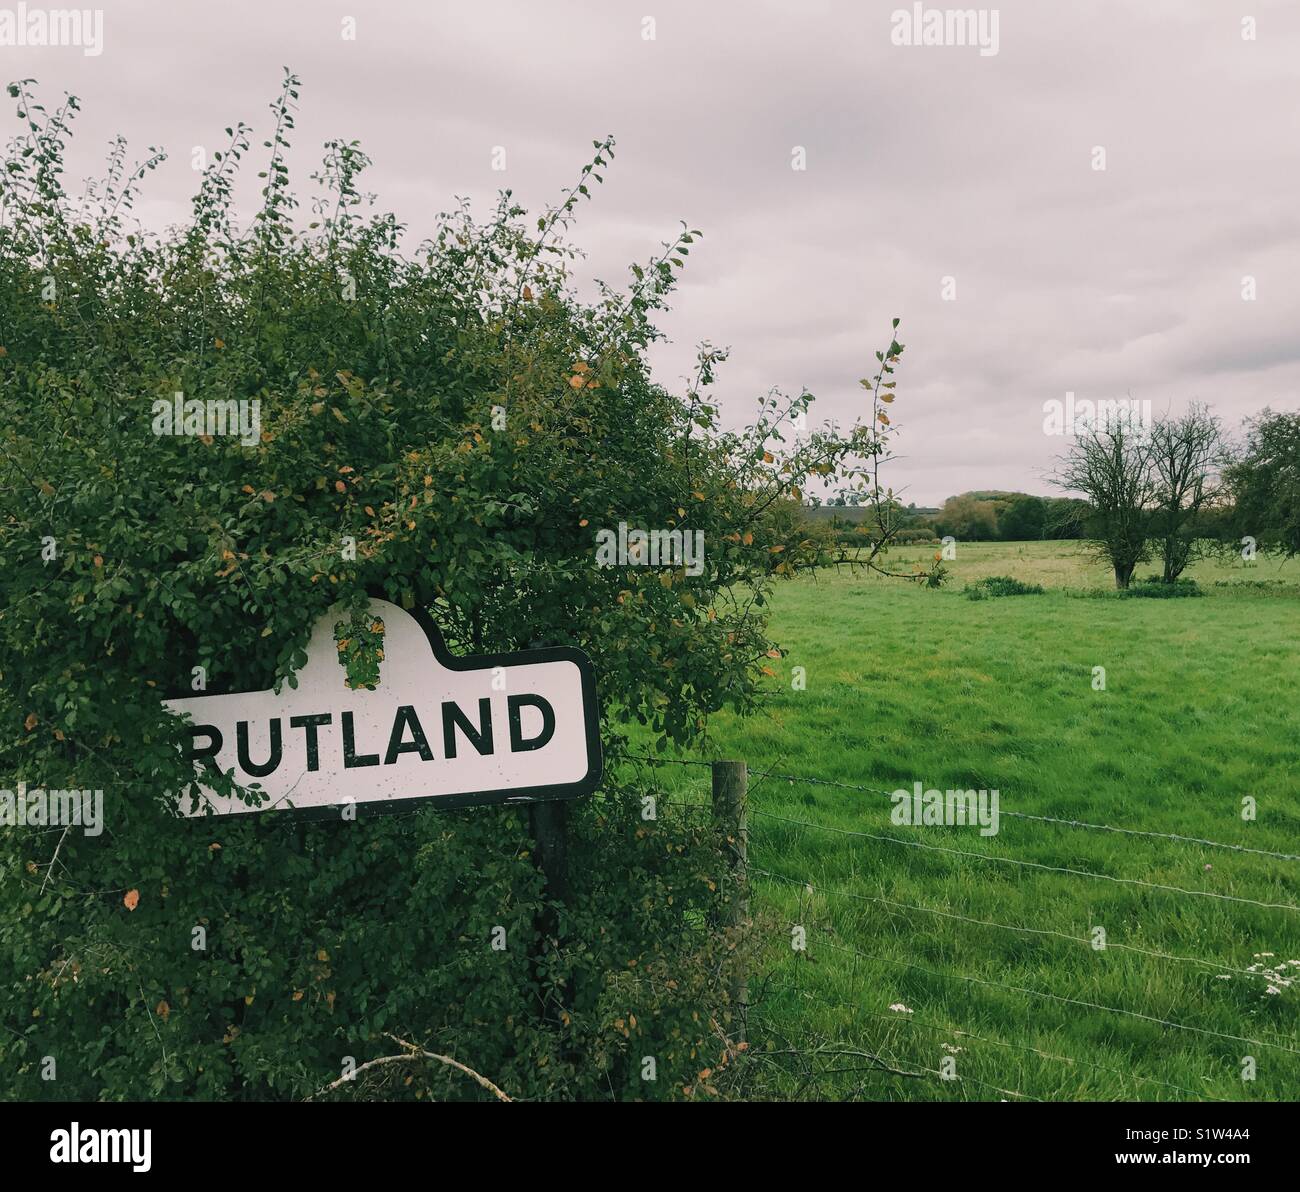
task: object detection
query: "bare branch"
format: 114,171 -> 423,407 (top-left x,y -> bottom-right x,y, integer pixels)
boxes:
308,1034 -> 511,1103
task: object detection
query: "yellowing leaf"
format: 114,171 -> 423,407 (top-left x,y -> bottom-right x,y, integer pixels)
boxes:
123,889 -> 140,912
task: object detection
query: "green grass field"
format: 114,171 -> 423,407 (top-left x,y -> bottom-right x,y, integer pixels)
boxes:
620,541 -> 1300,1100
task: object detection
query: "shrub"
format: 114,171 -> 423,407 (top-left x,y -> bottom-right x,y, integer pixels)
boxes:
1122,578 -> 1203,598
0,76 -> 921,1099
964,576 -> 1046,600
1,780 -> 754,1101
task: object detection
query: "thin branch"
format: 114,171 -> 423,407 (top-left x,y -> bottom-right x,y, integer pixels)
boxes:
39,823 -> 71,894
308,1034 -> 511,1102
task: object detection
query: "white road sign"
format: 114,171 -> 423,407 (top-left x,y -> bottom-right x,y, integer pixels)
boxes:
165,598 -> 602,817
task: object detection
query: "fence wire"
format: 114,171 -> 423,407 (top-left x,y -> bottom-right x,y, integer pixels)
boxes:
619,752 -> 1300,1098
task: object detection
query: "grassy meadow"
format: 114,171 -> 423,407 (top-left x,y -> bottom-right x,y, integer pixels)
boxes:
619,541 -> 1300,1100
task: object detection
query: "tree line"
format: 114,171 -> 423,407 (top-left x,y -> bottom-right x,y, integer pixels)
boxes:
816,407 -> 1299,591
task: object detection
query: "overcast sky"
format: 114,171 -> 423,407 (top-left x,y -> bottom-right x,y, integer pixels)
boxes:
8,0 -> 1299,504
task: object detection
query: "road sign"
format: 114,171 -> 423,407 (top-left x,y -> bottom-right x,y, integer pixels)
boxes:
165,598 -> 602,818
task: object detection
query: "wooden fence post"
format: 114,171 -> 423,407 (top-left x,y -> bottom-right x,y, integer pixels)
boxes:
712,760 -> 748,1041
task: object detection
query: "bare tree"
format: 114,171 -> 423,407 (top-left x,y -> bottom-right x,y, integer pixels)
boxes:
1148,404 -> 1224,582
1055,420 -> 1156,589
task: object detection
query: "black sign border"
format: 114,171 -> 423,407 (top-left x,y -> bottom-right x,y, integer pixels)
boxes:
168,598 -> 604,822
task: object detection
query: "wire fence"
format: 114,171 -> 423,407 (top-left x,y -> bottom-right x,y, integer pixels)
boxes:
622,752 -> 1300,1101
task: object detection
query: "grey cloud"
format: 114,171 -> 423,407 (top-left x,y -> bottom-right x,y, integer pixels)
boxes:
16,0 -> 1300,503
